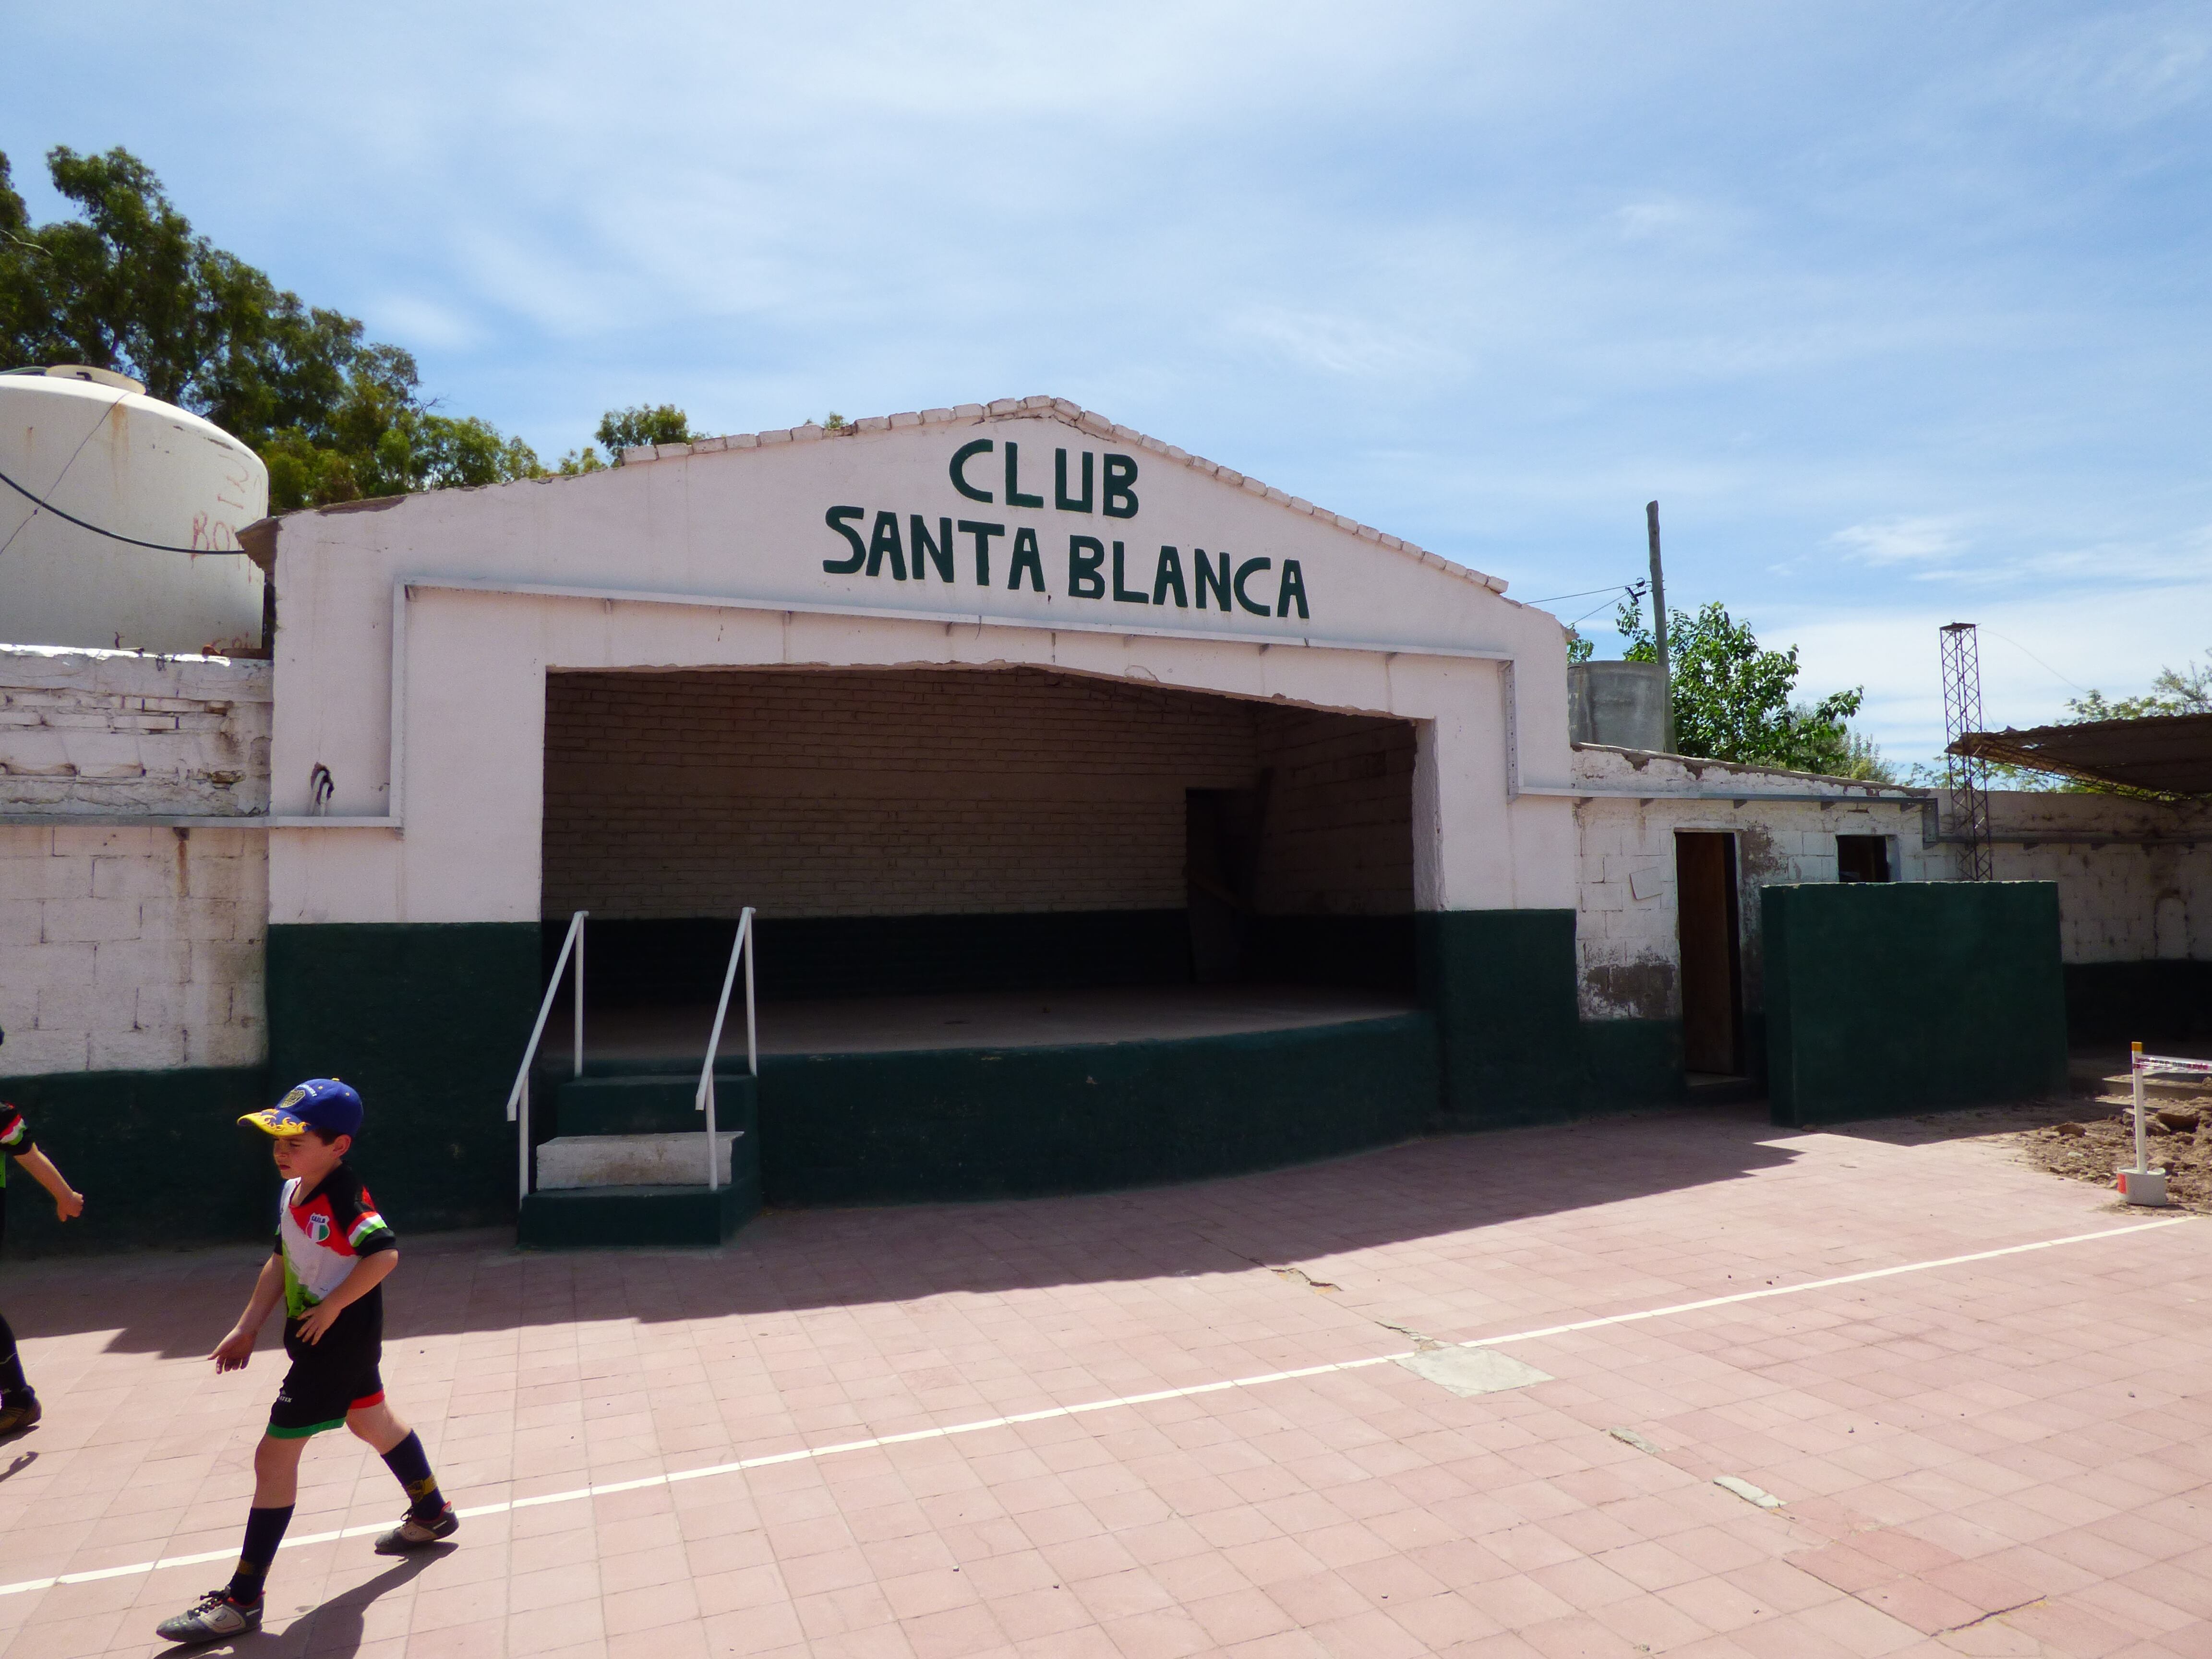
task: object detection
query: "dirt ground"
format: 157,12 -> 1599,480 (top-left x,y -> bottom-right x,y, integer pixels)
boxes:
1852,1064 -> 2212,1214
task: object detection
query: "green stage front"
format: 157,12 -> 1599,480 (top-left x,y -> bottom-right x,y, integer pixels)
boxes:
754,1014 -> 1438,1205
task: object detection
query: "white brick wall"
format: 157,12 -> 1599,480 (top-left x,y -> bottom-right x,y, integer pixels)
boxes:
0,648 -> 272,1077
1568,748 -> 2212,1020
1984,792 -> 2212,963
0,646 -> 270,815
543,669 -> 1415,919
0,825 -> 267,1075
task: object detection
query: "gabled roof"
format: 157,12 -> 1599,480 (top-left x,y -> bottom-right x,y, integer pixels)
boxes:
618,393 -> 1512,598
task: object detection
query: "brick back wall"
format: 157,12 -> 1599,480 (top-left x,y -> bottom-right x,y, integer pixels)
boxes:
543,668 -> 1263,919
1252,709 -> 1415,915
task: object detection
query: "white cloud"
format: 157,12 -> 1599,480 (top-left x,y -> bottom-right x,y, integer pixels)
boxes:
1829,516 -> 1970,566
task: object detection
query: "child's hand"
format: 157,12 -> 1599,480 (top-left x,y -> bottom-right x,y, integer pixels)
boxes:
51,1188 -> 82,1223
212,1327 -> 256,1372
294,1300 -> 343,1345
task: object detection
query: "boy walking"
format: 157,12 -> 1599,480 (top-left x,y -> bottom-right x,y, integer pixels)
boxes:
0,1028 -> 89,1437
157,1079 -> 458,1644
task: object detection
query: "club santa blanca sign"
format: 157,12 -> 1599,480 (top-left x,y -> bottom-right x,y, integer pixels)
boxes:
818,437 -> 1311,623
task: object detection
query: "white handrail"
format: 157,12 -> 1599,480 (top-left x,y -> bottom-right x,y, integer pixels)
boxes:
696,907 -> 758,1192
506,909 -> 588,1204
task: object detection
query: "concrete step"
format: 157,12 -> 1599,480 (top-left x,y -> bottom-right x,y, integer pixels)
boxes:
518,1179 -> 758,1248
538,1131 -> 744,1190
554,1072 -> 757,1136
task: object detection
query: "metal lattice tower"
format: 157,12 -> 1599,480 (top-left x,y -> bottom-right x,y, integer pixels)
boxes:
1940,622 -> 1995,882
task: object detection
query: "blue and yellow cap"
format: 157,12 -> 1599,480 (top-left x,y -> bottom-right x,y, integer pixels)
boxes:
240,1078 -> 363,1141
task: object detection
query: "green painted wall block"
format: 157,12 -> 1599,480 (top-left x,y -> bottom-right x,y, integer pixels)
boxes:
1763,882 -> 2068,1126
0,1065 -> 272,1256
1579,1019 -> 1685,1108
267,922 -> 542,1232
1419,910 -> 1582,1128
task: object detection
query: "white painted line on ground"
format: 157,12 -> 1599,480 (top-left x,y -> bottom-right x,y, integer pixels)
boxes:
0,1214 -> 2187,1601
1451,1215 -> 2194,1349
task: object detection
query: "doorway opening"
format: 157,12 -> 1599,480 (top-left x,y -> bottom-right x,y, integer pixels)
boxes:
1675,830 -> 1744,1077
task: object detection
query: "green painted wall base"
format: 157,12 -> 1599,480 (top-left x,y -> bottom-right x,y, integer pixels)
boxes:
518,1178 -> 758,1248
0,1066 -> 271,1256
2064,961 -> 2212,1046
1578,1019 -> 1685,1108
754,1013 -> 1437,1206
268,922 -> 541,1232
1764,882 -> 2068,1126
1420,911 -> 1582,1129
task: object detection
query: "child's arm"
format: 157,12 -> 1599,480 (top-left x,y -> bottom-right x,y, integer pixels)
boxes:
13,1147 -> 83,1222
293,1250 -> 399,1346
212,1255 -> 288,1371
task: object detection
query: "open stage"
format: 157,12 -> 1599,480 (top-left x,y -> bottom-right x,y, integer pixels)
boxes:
578,983 -> 1421,1063
542,984 -> 1440,1206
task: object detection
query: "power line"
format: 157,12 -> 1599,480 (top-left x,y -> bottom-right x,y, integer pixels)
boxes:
1525,580 -> 1645,607
0,463 -> 251,555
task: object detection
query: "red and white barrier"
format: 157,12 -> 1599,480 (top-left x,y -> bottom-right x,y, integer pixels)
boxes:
2118,1044 -> 2209,1206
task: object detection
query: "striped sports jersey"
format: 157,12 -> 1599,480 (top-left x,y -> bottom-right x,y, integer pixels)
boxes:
275,1164 -> 396,1317
0,1106 -> 29,1188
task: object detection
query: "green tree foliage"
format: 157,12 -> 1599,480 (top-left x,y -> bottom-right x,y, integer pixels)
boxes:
1616,595 -> 1887,779
2064,652 -> 2212,722
0,145 -> 543,510
596,404 -> 693,460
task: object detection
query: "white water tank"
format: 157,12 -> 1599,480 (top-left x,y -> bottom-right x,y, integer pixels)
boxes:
0,366 -> 268,654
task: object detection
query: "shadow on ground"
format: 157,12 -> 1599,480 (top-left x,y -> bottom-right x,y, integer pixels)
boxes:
0,1101 -> 1815,1359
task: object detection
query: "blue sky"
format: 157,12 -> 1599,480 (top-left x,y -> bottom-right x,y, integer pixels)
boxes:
9,2 -> 2209,767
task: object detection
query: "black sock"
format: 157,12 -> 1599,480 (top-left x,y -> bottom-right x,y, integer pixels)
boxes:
0,1310 -> 30,1407
224,1504 -> 292,1603
380,1431 -> 445,1520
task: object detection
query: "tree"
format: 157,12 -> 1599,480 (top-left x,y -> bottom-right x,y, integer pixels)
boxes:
1616,595 -> 1887,779
2065,652 -> 2212,722
1,145 -> 543,511
595,403 -> 692,461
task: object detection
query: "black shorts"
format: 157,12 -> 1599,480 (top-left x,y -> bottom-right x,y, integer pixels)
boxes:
268,1308 -> 384,1439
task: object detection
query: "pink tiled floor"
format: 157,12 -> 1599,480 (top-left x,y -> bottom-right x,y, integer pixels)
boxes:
1,1103 -> 2207,1657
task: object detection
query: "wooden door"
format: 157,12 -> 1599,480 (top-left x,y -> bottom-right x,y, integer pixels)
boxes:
1675,831 -> 1743,1074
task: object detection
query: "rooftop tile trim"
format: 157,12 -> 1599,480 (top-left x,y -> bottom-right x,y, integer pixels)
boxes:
619,394 -> 1512,596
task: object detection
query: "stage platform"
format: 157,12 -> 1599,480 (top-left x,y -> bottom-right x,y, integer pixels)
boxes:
533,985 -> 1440,1208
572,984 -> 1422,1066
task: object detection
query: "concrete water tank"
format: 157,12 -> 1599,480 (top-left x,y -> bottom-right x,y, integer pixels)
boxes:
0,366 -> 267,655
1569,660 -> 1670,751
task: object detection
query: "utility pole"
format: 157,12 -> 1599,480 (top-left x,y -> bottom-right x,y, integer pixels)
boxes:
1646,501 -> 1676,753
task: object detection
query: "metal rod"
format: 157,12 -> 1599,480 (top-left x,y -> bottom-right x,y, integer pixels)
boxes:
696,909 -> 757,1193
704,1075 -> 719,1191
2133,1040 -> 2147,1173
507,910 -> 584,1122
505,909 -> 586,1208
744,908 -> 758,1077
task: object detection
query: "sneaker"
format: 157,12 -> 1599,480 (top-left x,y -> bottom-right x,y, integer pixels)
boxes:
372,1502 -> 459,1554
0,1397 -> 38,1439
155,1590 -> 262,1644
